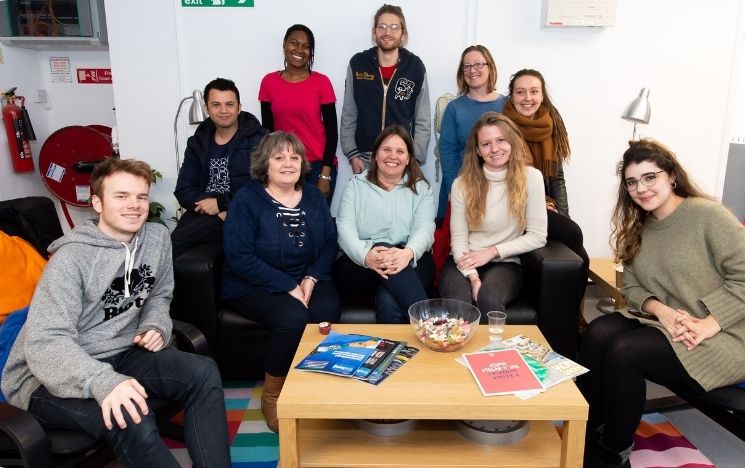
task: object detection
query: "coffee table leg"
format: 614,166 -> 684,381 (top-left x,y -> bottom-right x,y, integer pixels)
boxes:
278,418 -> 299,467
560,420 -> 586,467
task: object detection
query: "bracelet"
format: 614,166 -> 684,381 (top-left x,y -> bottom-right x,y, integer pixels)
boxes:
318,174 -> 332,181
304,276 -> 318,284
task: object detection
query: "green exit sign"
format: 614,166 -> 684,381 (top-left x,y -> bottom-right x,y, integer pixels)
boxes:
182,0 -> 254,7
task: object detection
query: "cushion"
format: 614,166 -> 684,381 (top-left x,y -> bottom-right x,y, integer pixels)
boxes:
0,307 -> 29,402
0,232 -> 46,322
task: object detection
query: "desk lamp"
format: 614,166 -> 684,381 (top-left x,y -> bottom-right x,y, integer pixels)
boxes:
621,88 -> 651,140
174,89 -> 208,174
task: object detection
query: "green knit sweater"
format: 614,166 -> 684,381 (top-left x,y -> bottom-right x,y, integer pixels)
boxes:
621,197 -> 745,391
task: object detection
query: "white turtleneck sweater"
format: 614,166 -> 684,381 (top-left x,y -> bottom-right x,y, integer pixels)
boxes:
450,165 -> 547,277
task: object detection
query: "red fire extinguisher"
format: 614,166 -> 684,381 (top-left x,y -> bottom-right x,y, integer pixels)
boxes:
2,87 -> 37,173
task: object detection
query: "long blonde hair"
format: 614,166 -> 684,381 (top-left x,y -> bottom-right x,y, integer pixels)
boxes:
459,112 -> 529,229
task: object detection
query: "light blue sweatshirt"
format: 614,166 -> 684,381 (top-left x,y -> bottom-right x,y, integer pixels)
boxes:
336,171 -> 435,267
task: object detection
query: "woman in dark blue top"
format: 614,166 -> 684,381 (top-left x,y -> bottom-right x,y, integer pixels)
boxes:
222,131 -> 340,432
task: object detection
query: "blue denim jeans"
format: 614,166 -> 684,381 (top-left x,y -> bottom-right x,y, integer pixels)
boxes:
333,250 -> 434,324
28,347 -> 230,468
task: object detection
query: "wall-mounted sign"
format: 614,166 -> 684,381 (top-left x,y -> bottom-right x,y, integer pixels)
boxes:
181,0 -> 254,7
50,57 -> 71,83
77,68 -> 112,84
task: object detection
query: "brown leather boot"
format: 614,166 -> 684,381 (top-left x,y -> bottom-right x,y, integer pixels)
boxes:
261,373 -> 286,433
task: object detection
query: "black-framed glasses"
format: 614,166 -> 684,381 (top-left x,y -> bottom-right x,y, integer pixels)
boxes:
376,23 -> 402,32
624,170 -> 665,191
462,62 -> 487,72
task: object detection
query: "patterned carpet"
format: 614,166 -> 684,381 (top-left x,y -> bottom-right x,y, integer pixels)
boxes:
164,381 -> 713,468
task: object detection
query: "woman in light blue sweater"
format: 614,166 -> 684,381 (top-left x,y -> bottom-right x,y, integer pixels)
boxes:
437,45 -> 507,220
335,125 -> 435,323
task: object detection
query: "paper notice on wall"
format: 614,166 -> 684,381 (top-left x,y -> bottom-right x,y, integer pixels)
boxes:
50,57 -> 71,83
45,162 -> 66,182
76,185 -> 91,203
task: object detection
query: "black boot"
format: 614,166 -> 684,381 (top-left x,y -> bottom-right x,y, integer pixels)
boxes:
583,430 -> 631,468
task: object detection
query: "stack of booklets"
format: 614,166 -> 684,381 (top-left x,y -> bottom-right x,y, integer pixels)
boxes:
294,331 -> 418,385
461,335 -> 588,399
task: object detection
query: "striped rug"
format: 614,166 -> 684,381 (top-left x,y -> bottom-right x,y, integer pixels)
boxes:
630,412 -> 714,468
165,381 -> 713,467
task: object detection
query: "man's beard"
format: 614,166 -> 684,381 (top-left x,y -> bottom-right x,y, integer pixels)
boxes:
376,37 -> 401,52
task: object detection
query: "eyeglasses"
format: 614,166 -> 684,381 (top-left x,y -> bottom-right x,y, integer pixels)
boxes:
376,23 -> 402,32
462,62 -> 488,72
623,170 -> 665,191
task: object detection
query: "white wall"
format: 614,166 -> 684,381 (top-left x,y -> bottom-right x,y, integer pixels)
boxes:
0,43 -> 114,228
102,0 -> 744,256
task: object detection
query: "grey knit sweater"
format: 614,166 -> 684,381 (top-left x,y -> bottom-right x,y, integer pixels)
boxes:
1,220 -> 173,409
621,197 -> 745,391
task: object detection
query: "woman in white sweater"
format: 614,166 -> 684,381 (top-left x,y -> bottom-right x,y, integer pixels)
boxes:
439,112 -> 547,315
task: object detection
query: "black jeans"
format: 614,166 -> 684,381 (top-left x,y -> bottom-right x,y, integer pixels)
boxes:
170,211 -> 224,260
227,281 -> 341,376
576,313 -> 703,451
28,347 -> 230,468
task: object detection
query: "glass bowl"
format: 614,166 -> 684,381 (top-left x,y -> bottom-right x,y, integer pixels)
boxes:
408,298 -> 480,352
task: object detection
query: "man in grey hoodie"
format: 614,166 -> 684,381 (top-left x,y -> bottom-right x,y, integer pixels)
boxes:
1,158 -> 230,467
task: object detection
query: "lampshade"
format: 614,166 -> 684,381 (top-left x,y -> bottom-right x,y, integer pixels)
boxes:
187,89 -> 208,124
621,88 -> 651,124
174,89 -> 209,177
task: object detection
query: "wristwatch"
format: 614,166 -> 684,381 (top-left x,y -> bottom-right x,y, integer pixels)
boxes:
318,174 -> 332,181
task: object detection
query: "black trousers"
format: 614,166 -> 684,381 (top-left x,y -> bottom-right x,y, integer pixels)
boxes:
170,211 -> 224,260
576,313 -> 703,451
227,281 -> 340,376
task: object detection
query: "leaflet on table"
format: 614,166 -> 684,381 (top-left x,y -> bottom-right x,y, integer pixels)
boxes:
502,334 -> 589,389
294,331 -> 406,380
364,345 -> 419,385
462,349 -> 545,396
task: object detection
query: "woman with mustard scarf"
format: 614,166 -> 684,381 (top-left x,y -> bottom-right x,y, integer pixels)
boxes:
503,69 -> 589,330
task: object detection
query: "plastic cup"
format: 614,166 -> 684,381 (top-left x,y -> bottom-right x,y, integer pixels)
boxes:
487,311 -> 507,342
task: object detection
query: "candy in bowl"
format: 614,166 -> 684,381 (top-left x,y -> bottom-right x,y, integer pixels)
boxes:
408,298 -> 480,352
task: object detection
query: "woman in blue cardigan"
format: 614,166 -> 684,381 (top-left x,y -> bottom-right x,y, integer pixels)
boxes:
221,132 -> 340,432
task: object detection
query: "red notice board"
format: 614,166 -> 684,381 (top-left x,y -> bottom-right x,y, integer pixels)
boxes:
77,68 -> 112,84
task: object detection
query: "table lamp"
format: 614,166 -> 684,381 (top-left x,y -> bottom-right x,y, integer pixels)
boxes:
174,89 -> 208,174
621,88 -> 651,140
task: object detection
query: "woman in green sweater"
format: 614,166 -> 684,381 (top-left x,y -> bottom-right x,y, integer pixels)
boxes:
577,139 -> 745,467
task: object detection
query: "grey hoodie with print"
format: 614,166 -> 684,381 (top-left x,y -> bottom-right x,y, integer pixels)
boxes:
1,219 -> 173,410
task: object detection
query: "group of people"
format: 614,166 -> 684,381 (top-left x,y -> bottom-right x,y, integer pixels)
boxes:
3,3 -> 745,468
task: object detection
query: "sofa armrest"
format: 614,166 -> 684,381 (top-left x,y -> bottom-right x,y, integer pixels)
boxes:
172,319 -> 210,356
0,196 -> 63,257
171,241 -> 224,357
520,239 -> 584,358
0,402 -> 53,467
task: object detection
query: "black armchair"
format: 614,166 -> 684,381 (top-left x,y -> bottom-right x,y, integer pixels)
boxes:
171,238 -> 585,379
0,320 -> 209,468
0,196 -> 211,467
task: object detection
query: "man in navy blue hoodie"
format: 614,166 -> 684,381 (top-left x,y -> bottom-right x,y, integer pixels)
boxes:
172,77 -> 268,258
340,4 -> 431,174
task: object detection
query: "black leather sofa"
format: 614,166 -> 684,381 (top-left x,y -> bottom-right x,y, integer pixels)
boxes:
171,239 -> 586,379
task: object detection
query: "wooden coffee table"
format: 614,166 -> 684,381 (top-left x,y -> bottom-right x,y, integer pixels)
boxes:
589,258 -> 627,310
278,324 -> 588,467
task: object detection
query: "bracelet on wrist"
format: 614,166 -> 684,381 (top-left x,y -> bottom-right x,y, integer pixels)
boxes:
304,276 -> 318,284
318,174 -> 332,181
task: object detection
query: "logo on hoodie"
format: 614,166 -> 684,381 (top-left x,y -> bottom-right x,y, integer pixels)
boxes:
394,78 -> 415,101
101,264 -> 155,321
